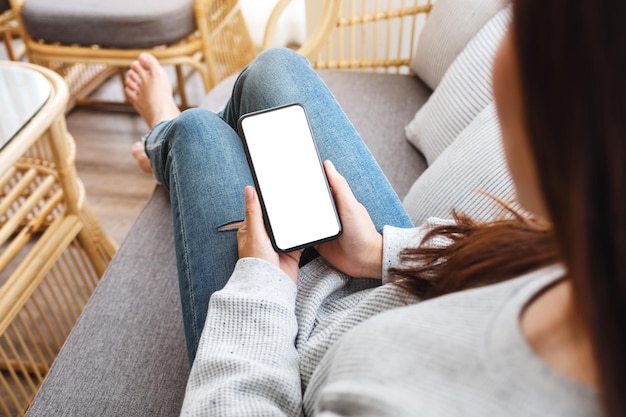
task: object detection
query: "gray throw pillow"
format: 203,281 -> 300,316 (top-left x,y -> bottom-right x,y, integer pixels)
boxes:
411,0 -> 510,90
405,5 -> 511,165
403,102 -> 519,226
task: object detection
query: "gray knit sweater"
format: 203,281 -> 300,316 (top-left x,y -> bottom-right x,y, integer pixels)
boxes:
181,220 -> 598,416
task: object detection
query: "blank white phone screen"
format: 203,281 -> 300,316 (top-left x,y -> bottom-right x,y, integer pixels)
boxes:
240,104 -> 341,251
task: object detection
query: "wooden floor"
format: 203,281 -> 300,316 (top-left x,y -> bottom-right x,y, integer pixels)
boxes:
67,107 -> 156,245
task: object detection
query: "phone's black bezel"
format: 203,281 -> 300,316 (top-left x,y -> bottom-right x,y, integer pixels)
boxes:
237,103 -> 342,253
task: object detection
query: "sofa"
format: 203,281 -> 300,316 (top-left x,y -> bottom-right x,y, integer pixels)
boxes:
25,0 -> 515,415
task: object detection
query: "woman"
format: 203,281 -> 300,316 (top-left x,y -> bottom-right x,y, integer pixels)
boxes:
124,0 -> 624,415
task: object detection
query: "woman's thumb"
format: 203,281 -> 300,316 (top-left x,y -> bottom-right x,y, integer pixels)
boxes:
244,186 -> 263,229
324,160 -> 355,212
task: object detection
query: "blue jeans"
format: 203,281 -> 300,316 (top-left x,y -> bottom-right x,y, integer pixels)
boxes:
145,48 -> 413,364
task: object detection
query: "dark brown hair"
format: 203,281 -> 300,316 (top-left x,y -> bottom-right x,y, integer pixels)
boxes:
392,1 -> 626,415
514,0 -> 626,415
390,208 -> 557,299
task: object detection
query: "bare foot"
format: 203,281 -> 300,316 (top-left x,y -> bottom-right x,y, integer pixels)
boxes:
125,53 -> 181,128
125,53 -> 180,174
132,140 -> 153,174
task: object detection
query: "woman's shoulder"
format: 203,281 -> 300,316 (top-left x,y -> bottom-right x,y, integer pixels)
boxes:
308,264 -> 599,416
344,264 -> 566,354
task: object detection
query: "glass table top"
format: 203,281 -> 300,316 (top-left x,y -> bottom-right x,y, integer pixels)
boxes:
0,64 -> 52,150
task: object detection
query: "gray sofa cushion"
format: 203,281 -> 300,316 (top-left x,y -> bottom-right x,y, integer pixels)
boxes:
0,0 -> 10,13
20,0 -> 196,48
201,70 -> 431,200
25,187 -> 188,417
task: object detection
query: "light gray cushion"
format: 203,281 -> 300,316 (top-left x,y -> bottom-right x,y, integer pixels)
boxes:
25,187 -> 188,417
405,5 -> 512,165
411,0 -> 510,90
201,70 -> 432,199
20,0 -> 196,48
403,102 -> 518,226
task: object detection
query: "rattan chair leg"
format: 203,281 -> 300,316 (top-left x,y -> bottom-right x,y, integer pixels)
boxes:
175,64 -> 190,109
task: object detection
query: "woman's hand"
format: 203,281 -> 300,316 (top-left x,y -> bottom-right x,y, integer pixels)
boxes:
237,186 -> 301,283
316,161 -> 383,279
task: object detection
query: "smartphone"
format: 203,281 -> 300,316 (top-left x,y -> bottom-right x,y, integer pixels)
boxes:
238,103 -> 342,253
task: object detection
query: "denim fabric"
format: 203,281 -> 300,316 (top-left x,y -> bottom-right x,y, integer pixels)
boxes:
145,48 -> 413,364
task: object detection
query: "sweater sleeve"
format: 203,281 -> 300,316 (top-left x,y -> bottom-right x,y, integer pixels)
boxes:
180,257 -> 303,417
381,218 -> 455,284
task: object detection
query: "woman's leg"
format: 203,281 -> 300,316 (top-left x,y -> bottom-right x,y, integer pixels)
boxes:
145,110 -> 253,365
220,48 -> 413,231
128,49 -> 414,364
127,54 -> 254,363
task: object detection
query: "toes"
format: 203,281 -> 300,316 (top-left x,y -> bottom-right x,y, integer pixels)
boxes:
125,74 -> 138,89
125,62 -> 139,88
139,53 -> 159,72
127,70 -> 142,86
124,85 -> 137,101
131,141 -> 145,156
131,142 -> 149,162
124,74 -> 139,98
130,60 -> 147,80
131,141 -> 153,174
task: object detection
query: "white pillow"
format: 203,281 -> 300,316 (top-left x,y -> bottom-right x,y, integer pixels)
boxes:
403,102 -> 519,226
412,0 -> 510,90
405,5 -> 511,165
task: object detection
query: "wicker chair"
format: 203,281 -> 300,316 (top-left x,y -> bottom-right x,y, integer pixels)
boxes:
0,61 -> 117,417
9,0 -> 257,111
0,0 -> 23,61
264,0 -> 433,73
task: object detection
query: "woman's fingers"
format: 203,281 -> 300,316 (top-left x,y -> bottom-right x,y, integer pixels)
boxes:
238,186 -> 273,261
324,160 -> 358,214
238,186 -> 299,283
319,160 -> 383,279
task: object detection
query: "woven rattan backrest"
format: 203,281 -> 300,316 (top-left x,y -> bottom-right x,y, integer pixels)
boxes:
0,7 -> 23,60
195,0 -> 257,86
265,0 -> 433,74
